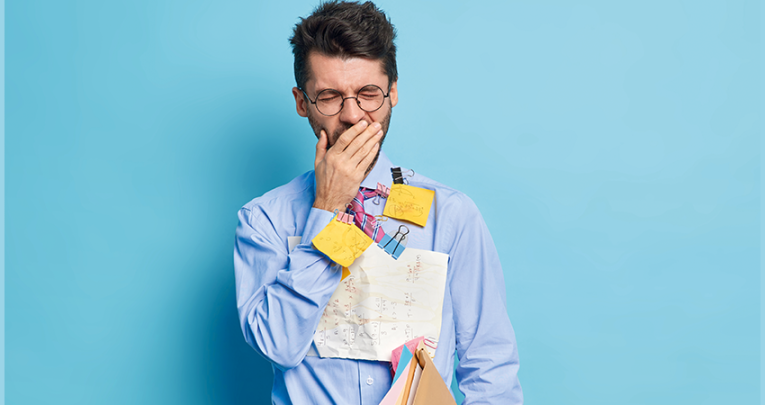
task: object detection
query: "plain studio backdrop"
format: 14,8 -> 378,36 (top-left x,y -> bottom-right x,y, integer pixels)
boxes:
4,1 -> 761,404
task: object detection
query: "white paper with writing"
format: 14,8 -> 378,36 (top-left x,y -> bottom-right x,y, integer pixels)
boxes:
312,244 -> 449,361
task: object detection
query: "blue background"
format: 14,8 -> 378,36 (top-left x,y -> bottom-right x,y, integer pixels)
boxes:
5,1 -> 761,404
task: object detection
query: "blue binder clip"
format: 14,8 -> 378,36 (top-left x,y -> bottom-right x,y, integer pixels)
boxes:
378,225 -> 409,259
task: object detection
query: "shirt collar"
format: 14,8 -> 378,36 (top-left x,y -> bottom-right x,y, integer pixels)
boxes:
360,150 -> 394,190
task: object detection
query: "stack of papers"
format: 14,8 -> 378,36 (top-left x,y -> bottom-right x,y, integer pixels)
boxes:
379,342 -> 457,405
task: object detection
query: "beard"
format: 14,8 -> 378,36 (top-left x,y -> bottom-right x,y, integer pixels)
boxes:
307,107 -> 392,175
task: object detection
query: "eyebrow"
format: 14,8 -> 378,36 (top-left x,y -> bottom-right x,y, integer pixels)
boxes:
313,83 -> 389,94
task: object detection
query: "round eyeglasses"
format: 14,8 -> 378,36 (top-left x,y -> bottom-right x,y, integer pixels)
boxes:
300,84 -> 390,116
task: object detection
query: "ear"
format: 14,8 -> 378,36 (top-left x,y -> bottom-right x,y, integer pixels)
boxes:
292,87 -> 308,117
389,81 -> 398,108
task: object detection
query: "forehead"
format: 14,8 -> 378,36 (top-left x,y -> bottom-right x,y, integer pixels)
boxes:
307,52 -> 388,92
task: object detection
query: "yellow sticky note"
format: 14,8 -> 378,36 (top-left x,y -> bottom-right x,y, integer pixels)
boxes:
383,184 -> 435,227
312,219 -> 373,267
341,267 -> 351,281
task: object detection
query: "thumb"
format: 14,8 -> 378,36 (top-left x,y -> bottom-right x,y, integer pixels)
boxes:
315,130 -> 328,166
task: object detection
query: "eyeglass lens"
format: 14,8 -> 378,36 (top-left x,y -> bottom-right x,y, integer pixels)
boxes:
314,85 -> 385,116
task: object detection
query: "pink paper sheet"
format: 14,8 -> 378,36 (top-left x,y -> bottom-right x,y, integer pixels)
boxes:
390,336 -> 425,375
379,361 -> 411,405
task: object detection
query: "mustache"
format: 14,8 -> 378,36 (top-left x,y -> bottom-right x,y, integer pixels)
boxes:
326,125 -> 354,150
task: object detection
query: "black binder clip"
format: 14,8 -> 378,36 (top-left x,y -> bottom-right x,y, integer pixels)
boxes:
391,167 -> 414,185
378,225 -> 409,259
391,167 -> 405,185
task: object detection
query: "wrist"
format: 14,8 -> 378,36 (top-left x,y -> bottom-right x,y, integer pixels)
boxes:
312,198 -> 346,213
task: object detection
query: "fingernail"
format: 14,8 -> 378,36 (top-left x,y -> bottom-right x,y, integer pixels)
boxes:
377,130 -> 383,136
359,120 -> 368,128
373,122 -> 381,129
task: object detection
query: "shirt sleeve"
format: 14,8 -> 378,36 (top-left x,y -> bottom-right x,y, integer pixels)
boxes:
447,196 -> 523,404
234,206 -> 341,370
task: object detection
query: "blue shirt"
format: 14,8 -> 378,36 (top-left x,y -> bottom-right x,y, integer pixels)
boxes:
234,151 -> 523,404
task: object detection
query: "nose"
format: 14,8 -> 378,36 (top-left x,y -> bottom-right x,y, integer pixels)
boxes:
338,96 -> 367,126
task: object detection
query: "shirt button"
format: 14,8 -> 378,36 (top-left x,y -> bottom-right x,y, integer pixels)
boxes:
366,377 -> 374,385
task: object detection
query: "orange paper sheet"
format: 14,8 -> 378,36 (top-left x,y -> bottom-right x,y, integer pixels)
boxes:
410,348 -> 457,405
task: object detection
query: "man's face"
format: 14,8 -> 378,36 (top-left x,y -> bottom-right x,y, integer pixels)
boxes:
292,52 -> 398,151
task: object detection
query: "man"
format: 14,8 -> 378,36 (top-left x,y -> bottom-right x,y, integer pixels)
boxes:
234,2 -> 523,404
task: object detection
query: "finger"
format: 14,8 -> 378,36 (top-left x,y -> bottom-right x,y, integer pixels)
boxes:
343,121 -> 381,158
315,130 -> 327,166
357,141 -> 380,173
333,120 -> 369,152
351,129 -> 383,163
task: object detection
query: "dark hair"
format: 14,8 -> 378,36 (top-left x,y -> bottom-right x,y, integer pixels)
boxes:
289,1 -> 398,91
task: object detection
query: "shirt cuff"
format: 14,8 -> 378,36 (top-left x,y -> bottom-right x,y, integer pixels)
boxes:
276,207 -> 341,298
301,208 -> 335,246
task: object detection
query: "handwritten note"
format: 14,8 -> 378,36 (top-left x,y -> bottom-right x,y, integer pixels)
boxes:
312,219 -> 372,267
383,184 -> 435,227
313,244 -> 449,361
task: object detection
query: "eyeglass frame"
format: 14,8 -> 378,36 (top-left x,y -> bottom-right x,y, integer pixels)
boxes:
298,84 -> 392,116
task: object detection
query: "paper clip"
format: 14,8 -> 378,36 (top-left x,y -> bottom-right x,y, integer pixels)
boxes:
373,182 -> 391,205
333,209 -> 354,225
423,338 -> 438,351
391,167 -> 415,185
374,215 -> 388,223
378,224 -> 409,259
